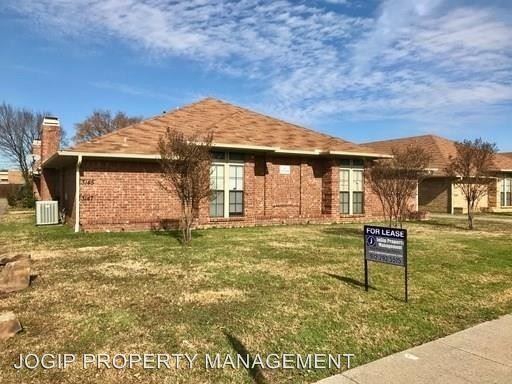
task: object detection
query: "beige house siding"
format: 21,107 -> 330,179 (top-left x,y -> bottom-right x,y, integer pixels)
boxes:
451,184 -> 489,214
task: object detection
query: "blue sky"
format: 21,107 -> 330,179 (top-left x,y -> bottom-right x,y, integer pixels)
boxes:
1,0 -> 511,167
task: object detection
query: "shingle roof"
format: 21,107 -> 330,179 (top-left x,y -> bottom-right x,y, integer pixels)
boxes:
365,135 -> 512,173
69,98 -> 380,157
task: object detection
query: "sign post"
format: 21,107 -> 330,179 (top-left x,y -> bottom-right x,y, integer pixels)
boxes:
363,225 -> 408,302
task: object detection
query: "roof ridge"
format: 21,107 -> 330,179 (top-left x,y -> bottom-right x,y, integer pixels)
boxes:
210,98 -> 360,149
364,134 -> 440,145
69,98 -> 213,150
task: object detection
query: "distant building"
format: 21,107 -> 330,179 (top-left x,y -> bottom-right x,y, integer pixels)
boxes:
365,135 -> 512,214
0,170 -> 24,185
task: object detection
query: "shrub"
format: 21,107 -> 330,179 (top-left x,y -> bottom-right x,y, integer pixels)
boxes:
7,185 -> 35,208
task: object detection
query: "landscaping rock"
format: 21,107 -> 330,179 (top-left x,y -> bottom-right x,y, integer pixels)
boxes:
0,254 -> 31,293
0,312 -> 22,341
0,253 -> 29,266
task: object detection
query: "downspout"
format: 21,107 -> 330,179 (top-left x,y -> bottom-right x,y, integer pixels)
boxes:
74,155 -> 82,233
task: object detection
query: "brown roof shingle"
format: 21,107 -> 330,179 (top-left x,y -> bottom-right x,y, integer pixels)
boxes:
365,135 -> 512,173
70,98 -> 379,156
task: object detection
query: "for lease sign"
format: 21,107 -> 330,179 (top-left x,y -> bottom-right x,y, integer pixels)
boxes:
364,225 -> 407,267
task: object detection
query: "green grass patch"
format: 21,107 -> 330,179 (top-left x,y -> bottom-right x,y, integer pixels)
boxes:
1,212 -> 511,383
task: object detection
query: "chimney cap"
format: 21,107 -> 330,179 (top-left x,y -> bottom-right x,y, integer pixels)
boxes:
42,116 -> 60,126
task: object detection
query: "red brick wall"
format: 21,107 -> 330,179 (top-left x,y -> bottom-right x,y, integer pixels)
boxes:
38,168 -> 58,201
58,155 -> 387,232
419,178 -> 451,213
35,124 -> 61,201
78,160 -> 182,231
364,179 -> 385,217
488,178 -> 498,209
41,125 -> 61,162
62,166 -> 76,226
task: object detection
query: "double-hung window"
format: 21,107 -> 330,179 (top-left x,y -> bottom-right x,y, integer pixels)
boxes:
229,165 -> 244,216
501,176 -> 512,207
210,152 -> 245,218
210,164 -> 225,217
340,159 -> 365,215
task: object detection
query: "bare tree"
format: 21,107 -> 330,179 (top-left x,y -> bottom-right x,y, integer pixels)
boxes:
446,139 -> 497,230
158,128 -> 213,245
74,110 -> 142,143
0,102 -> 46,185
367,145 -> 432,228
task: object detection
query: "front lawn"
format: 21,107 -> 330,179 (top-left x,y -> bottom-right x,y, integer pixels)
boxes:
1,212 -> 511,384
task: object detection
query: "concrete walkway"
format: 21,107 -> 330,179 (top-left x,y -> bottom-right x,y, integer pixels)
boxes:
317,314 -> 512,384
431,213 -> 512,223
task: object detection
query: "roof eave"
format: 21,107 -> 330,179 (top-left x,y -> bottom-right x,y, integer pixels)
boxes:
328,150 -> 392,159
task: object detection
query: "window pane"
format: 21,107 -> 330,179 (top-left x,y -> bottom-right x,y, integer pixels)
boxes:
340,169 -> 350,191
211,151 -> 226,160
353,192 -> 364,214
210,165 -> 224,190
229,165 -> 244,190
340,192 -> 350,214
228,152 -> 245,161
352,159 -> 364,167
352,170 -> 363,192
340,159 -> 351,167
210,191 -> 224,217
229,191 -> 243,216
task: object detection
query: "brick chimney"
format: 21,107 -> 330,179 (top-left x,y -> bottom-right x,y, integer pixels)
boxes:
33,116 -> 61,201
31,139 -> 41,175
40,116 -> 61,162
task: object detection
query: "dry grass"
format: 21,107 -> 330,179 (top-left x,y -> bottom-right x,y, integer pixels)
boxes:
0,212 -> 511,384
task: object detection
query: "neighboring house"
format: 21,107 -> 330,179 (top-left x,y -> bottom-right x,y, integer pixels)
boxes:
0,169 -> 24,198
365,135 -> 512,214
0,170 -> 23,185
33,98 -> 390,232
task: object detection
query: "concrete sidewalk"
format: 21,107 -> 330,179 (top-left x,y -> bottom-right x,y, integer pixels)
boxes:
317,314 -> 512,384
431,213 -> 512,223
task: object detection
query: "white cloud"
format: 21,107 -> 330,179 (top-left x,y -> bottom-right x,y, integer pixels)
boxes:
90,81 -> 178,101
3,0 -> 512,131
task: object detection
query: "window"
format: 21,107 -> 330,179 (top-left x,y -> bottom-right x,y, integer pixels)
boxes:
501,176 -> 512,207
352,170 -> 364,214
339,160 -> 364,215
340,169 -> 350,214
209,152 -> 245,218
210,165 -> 224,217
229,165 -> 244,216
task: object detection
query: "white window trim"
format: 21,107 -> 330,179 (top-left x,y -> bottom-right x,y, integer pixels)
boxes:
340,160 -> 364,215
501,176 -> 512,208
211,152 -> 244,218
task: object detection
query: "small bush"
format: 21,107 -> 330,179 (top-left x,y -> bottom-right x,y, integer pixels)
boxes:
7,185 -> 35,208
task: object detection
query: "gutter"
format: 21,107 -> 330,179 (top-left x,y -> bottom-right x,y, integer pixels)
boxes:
43,146 -> 391,166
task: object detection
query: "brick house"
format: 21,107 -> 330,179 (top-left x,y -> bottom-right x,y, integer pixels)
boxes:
365,135 -> 512,214
0,170 -> 24,185
33,98 -> 391,232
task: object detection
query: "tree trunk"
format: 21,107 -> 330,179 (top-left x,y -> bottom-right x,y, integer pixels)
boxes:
467,199 -> 474,230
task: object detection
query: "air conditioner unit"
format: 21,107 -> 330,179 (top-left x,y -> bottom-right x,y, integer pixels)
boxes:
36,201 -> 59,225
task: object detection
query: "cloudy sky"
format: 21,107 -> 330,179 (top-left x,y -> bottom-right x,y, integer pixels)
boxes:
1,0 -> 511,166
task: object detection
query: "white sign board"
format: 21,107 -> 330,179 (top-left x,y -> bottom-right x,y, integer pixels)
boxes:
279,165 -> 291,175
